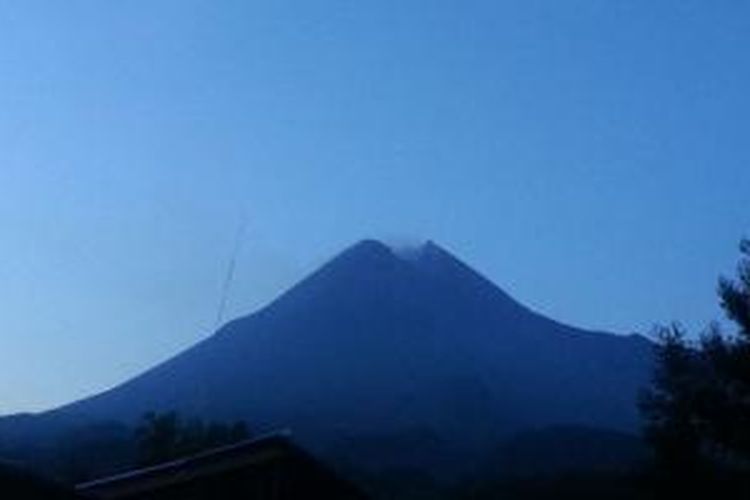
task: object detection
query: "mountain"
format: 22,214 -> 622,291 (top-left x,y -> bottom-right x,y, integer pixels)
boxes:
0,240 -> 654,482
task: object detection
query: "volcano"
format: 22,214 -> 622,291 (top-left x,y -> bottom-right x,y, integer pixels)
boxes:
2,240 -> 654,480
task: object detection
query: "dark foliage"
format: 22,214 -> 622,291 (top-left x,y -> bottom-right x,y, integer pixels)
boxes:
134,411 -> 249,467
0,420 -> 135,484
446,426 -> 649,500
640,239 -> 750,495
50,421 -> 136,483
0,463 -> 82,499
454,472 -> 650,500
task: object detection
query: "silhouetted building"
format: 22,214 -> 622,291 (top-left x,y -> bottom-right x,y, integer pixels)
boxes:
76,433 -> 366,500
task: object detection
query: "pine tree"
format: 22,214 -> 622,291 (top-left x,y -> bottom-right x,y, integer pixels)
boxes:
640,239 -> 750,490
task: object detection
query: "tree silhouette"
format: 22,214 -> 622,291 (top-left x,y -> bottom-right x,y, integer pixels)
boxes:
134,411 -> 249,467
640,239 -> 750,491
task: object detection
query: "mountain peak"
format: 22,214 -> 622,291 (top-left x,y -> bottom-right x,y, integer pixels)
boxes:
413,239 -> 454,263
334,239 -> 478,281
336,239 -> 458,267
333,239 -> 399,268
349,238 -> 396,256
391,239 -> 472,273
379,239 -> 449,263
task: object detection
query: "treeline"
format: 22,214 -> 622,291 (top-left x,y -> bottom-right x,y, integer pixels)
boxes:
134,411 -> 249,466
1,412 -> 251,484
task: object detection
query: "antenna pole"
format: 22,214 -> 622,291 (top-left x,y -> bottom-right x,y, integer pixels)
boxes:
215,215 -> 248,330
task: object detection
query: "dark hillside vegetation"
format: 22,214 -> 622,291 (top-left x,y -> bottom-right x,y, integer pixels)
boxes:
0,412 -> 249,485
0,462 -> 82,499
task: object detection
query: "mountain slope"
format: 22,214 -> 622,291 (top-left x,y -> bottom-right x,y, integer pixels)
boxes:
3,240 -> 654,477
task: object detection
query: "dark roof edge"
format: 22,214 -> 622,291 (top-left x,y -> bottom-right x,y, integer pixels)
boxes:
76,429 -> 293,490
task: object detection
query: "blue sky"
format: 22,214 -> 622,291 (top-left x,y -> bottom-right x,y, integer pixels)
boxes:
1,1 -> 748,413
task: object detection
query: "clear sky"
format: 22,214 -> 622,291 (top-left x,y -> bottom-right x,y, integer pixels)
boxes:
1,1 -> 748,414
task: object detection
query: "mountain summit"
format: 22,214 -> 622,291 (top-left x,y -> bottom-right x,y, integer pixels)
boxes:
4,240 -> 654,478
